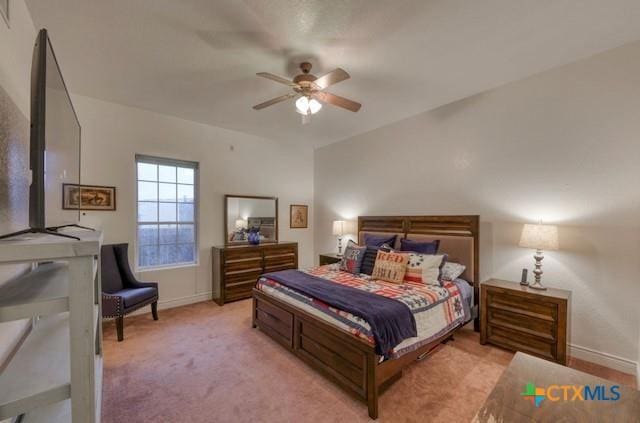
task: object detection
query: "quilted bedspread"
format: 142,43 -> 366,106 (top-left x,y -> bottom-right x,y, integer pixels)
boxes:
256,264 -> 469,358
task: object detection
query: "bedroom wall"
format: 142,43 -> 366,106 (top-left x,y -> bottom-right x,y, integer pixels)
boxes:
73,94 -> 314,311
314,41 -> 640,373
0,0 -> 36,369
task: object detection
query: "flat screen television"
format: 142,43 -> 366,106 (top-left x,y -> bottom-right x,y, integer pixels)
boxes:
0,28 -> 83,240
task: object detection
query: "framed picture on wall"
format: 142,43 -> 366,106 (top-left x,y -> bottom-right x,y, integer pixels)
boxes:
0,0 -> 9,27
63,184 -> 117,211
289,204 -> 308,229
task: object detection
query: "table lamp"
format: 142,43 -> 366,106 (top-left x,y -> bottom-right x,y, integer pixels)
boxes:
332,220 -> 345,256
235,219 -> 248,230
518,223 -> 559,290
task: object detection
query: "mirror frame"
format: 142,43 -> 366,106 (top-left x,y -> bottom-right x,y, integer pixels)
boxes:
224,194 -> 279,245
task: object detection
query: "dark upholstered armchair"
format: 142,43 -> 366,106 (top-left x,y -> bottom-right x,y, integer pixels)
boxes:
101,243 -> 159,341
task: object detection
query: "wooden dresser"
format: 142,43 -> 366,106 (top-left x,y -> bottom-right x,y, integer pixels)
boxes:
212,242 -> 298,305
480,279 -> 571,365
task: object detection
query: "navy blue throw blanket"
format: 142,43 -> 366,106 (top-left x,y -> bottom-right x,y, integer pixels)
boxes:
262,269 -> 417,355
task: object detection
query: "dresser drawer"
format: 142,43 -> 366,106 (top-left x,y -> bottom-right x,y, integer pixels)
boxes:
225,280 -> 255,302
224,257 -> 262,273
225,269 -> 262,286
224,248 -> 262,261
263,244 -> 297,257
264,254 -> 296,271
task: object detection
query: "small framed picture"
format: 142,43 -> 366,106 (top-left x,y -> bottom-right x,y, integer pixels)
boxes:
289,204 -> 308,229
0,0 -> 8,27
63,184 -> 117,211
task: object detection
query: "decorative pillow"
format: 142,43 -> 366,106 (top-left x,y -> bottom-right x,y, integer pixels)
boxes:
363,233 -> 398,248
339,240 -> 366,274
400,238 -> 440,254
360,244 -> 392,275
441,262 -> 466,281
371,250 -> 409,284
403,253 -> 447,286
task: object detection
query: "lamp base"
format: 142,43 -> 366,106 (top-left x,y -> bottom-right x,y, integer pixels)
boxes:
528,281 -> 547,291
530,249 -> 547,290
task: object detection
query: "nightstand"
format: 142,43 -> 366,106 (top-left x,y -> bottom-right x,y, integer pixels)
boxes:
480,279 -> 571,365
318,253 -> 342,266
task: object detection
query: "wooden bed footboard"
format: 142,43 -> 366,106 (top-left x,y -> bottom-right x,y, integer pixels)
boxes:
252,289 -> 457,419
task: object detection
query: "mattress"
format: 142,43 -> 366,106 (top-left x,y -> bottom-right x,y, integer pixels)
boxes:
256,264 -> 472,358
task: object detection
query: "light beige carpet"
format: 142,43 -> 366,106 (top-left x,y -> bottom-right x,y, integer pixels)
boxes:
102,300 -> 636,422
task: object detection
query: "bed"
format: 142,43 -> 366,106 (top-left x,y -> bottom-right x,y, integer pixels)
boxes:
251,215 -> 480,419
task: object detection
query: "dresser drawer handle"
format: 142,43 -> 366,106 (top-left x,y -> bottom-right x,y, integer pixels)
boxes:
264,264 -> 295,270
264,253 -> 295,259
489,303 -> 555,322
227,279 -> 258,287
225,267 -> 262,275
226,257 -> 262,264
489,318 -> 555,341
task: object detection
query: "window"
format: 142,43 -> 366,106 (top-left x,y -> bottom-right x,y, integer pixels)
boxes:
136,155 -> 198,269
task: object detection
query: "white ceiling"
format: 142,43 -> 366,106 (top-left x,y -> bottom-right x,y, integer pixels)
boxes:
25,0 -> 640,148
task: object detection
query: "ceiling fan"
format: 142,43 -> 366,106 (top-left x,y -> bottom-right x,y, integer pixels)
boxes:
252,62 -> 362,119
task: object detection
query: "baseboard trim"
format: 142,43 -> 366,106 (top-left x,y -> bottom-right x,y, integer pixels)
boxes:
128,291 -> 212,316
569,343 -> 638,375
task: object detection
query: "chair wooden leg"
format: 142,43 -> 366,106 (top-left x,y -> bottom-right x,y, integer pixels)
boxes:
151,301 -> 159,321
116,316 -> 124,342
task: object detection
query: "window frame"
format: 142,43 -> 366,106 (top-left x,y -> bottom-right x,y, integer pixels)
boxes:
135,154 -> 199,271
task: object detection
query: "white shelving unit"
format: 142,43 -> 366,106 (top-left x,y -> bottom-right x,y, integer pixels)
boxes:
0,230 -> 103,423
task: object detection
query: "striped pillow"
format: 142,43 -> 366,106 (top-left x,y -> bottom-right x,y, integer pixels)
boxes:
361,244 -> 392,275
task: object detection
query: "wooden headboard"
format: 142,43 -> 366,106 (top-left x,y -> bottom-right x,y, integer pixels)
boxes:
358,215 -> 480,330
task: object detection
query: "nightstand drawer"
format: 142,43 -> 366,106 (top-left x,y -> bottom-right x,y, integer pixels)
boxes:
488,307 -> 556,341
487,324 -> 556,361
487,290 -> 557,321
480,279 -> 570,365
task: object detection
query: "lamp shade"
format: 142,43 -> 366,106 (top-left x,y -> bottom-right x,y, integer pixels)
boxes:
519,223 -> 559,250
235,219 -> 248,230
332,220 -> 345,236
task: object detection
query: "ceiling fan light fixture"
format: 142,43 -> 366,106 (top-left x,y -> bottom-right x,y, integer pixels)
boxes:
309,98 -> 322,114
295,96 -> 322,115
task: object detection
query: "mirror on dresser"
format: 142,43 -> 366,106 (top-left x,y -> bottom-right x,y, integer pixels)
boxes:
224,194 -> 278,244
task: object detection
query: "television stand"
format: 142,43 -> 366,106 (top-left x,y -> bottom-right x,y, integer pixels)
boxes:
47,223 -> 95,232
0,227 -> 81,241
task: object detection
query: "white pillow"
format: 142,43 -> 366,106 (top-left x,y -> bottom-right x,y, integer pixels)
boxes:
441,262 -> 466,281
403,253 -> 446,286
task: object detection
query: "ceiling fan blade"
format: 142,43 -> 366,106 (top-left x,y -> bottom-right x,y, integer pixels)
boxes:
312,68 -> 350,90
314,92 -> 361,112
256,72 -> 298,87
252,93 -> 295,110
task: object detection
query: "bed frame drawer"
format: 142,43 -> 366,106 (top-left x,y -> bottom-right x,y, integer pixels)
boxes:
297,319 -> 367,397
254,297 -> 294,348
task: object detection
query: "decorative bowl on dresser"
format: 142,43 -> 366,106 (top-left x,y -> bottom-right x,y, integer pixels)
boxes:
318,253 -> 341,266
480,279 -> 571,365
212,242 -> 298,305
